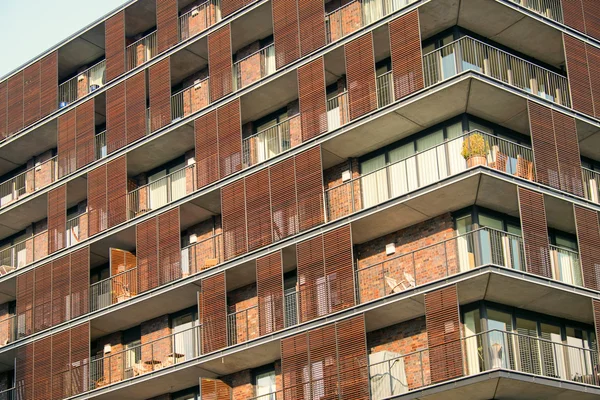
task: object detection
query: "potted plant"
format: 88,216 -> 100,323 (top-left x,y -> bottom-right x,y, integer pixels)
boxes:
461,133 -> 489,167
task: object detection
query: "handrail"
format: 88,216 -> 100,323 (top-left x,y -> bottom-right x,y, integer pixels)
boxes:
233,44 -> 276,90
90,266 -> 138,288
246,114 -> 298,141
126,31 -> 158,71
233,43 -> 274,66
506,0 -> 563,23
0,155 -> 57,208
581,167 -> 600,204
242,114 -> 298,167
171,77 -> 210,98
58,59 -> 107,105
179,0 -> 221,41
126,31 -> 157,51
181,232 -> 223,251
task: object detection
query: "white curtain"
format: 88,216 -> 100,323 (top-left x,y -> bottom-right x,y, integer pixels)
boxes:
368,351 -> 407,399
464,312 -> 481,375
173,315 -> 196,361
327,103 -> 342,131
416,130 -> 445,187
149,170 -> 168,210
170,166 -> 187,202
264,45 -> 276,76
361,155 -> 388,208
256,370 -> 276,398
445,122 -> 466,176
388,143 -> 417,198
362,0 -> 384,25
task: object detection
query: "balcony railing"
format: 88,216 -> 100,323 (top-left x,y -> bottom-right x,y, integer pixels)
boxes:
507,0 -> 563,23
0,156 -> 57,208
368,329 -> 599,397
550,245 -> 583,286
89,267 -> 139,312
227,305 -> 259,346
0,230 -> 48,276
284,290 -> 298,328
128,164 -> 195,218
582,167 -> 600,204
376,71 -> 395,108
179,0 -> 222,41
0,314 -> 17,348
356,227 -> 525,303
58,59 -> 106,107
171,77 -> 210,121
423,35 -> 571,107
126,31 -> 158,71
66,213 -> 87,247
242,115 -> 298,167
233,44 -> 276,91
326,91 -> 350,131
248,391 -> 283,400
325,130 -> 535,220
95,131 -> 107,160
0,387 -> 15,400
180,233 -> 223,275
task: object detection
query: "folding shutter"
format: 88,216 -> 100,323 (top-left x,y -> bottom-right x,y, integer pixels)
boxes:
518,187 -> 551,277
195,111 -> 220,188
34,262 -> 52,333
270,158 -> 297,241
23,62 -> 40,127
256,251 -> 284,335
137,217 -> 159,292
16,343 -> 34,400
295,146 -> 324,231
199,378 -> 232,399
52,330 -> 71,400
57,109 -> 76,177
308,324 -> 338,397
7,71 -> 24,135
583,1 -> 600,40
40,51 -> 58,118
217,99 -> 242,177
201,273 -> 228,353
337,315 -> 369,399
298,58 -> 327,141
48,185 -> 67,254
106,82 -> 127,153
574,206 -> 600,291
52,255 -> 71,326
70,248 -> 90,318
208,25 -> 233,101
528,101 -> 559,189
126,71 -> 147,144
33,336 -> 52,400
272,0 -> 300,69
425,285 -> 463,383
106,11 -> 126,82
16,271 -> 34,337
158,207 -> 181,284
323,225 -> 354,313
70,323 -> 90,396
88,164 -> 108,236
281,333 -> 309,400
157,0 -> 179,53
149,57 -> 172,132
345,33 -> 377,120
297,235 -> 324,323
586,43 -> 600,119
564,34 -> 595,117
562,0 -> 586,33
0,81 -> 6,139
107,156 -> 128,228
76,99 -> 95,169
222,179 -> 247,260
245,169 -> 272,251
390,11 -> 423,100
553,110 -> 583,196
298,0 -> 326,56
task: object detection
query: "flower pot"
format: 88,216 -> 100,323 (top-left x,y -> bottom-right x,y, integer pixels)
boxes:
467,155 -> 487,168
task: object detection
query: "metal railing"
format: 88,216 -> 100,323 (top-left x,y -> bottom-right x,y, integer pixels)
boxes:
549,245 -> 583,286
227,305 -> 259,346
507,0 -> 563,23
58,59 -> 106,106
127,164 -> 195,218
180,233 -> 223,275
325,130 -> 535,220
66,213 -> 86,247
0,387 -> 15,400
0,156 -> 57,208
248,391 -> 284,400
89,267 -> 139,312
126,31 -> 158,71
0,230 -> 48,275
356,227 -> 525,303
179,0 -> 221,41
284,290 -> 298,328
233,44 -> 276,91
242,115 -> 297,167
423,35 -> 571,107
95,131 -> 107,160
171,77 -> 210,121
582,167 -> 600,204
326,91 -> 350,131
376,71 -> 394,108
0,314 -> 17,347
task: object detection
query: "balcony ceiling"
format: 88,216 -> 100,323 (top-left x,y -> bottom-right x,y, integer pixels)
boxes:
240,69 -> 299,123
58,23 -> 106,81
230,2 -> 273,54
171,39 -> 209,87
125,0 -> 157,38
0,120 -> 57,177
89,226 -> 136,268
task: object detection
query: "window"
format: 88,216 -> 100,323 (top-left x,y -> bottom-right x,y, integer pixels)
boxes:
254,366 -> 277,399
549,231 -> 581,285
172,387 -> 199,400
123,326 -> 141,378
146,156 -> 187,210
171,308 -> 199,363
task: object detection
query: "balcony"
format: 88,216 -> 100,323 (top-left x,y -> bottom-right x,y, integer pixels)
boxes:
0,230 -> 48,277
126,31 -> 158,71
549,245 -> 582,287
376,71 -> 394,108
227,305 -> 258,346
242,114 -> 299,167
66,212 -> 87,247
58,60 -> 107,108
0,156 -> 57,209
233,44 -> 276,91
171,77 -> 211,121
95,131 -> 107,161
0,314 -> 16,348
90,267 -> 139,313
582,167 -> 600,204
179,0 -> 221,42
180,233 -> 223,275
326,91 -> 350,131
507,0 -> 563,24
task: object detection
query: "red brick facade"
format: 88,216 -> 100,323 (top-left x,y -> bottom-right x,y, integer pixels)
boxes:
227,283 -> 259,345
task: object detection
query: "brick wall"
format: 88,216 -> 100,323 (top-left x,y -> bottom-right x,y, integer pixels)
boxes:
326,0 -> 362,42
323,159 -> 361,220
95,331 -> 125,385
181,68 -> 210,118
185,149 -> 196,195
180,0 -> 220,40
0,303 -> 12,346
182,216 -> 223,273
221,361 -> 283,399
32,219 -> 49,262
227,283 -> 259,344
287,100 -> 302,148
141,315 -> 172,368
235,41 -> 262,88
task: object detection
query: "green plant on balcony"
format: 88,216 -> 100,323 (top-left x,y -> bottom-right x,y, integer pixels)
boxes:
461,133 -> 489,167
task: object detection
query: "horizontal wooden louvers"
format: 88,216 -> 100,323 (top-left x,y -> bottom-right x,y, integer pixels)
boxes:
201,272 -> 228,353
48,185 -> 66,254
88,164 -> 108,236
40,52 -> 58,118
57,109 -> 77,178
298,0 -> 326,56
149,57 -> 172,132
200,378 -> 232,399
58,99 -> 95,176
0,82 -> 6,139
106,11 -> 126,82
7,72 -> 24,136
157,0 -> 179,53
107,156 -> 128,228
137,216 -> 159,292
562,0 -> 600,41
195,111 -> 219,188
574,206 -> 600,291
389,10 -> 423,100
272,0 -> 300,69
23,62 -> 41,127
298,58 -> 327,141
518,187 -> 552,278
563,34 -> 600,120
256,251 -> 284,334
106,82 -> 127,153
126,71 -> 147,144
208,25 -> 233,101
345,32 -> 377,120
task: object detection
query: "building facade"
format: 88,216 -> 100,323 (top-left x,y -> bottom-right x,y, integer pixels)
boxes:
0,0 -> 599,398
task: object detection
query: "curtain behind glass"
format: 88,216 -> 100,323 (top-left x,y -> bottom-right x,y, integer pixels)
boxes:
361,154 -> 388,208
388,143 -> 416,198
416,130 -> 445,187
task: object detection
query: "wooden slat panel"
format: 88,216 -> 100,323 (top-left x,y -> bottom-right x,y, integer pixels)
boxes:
23,62 -> 41,127
208,25 -> 233,101
245,169 -> 273,250
0,81 -> 6,139
202,273 -> 228,352
257,251 -> 284,335
52,330 -> 71,400
323,225 -> 354,313
48,185 -> 66,254
149,57 -> 172,131
57,109 -> 77,178
298,58 -> 327,141
126,71 -> 147,144
295,146 -> 324,232
518,187 -> 552,278
583,0 -> 600,41
106,11 -> 126,82
272,0 -> 300,69
221,0 -> 252,17
562,0 -> 586,33
34,262 -> 53,333
52,255 -> 71,326
221,179 -> 247,260
552,109 -> 583,196
157,0 -> 179,53
425,285 -> 463,384
217,98 -> 242,177
7,71 -> 24,136
298,0 -> 325,56
574,206 -> 600,291
33,336 -> 52,400
70,323 -> 90,396
137,217 -> 159,292
281,333 -> 308,400
390,11 -> 423,100
297,235 -> 324,323
70,248 -> 90,318
158,207 -> 181,284
200,378 -> 232,399
345,33 -> 377,120
308,324 -> 338,398
88,164 -> 108,236
40,51 -> 58,118
106,82 -> 127,153
337,315 -> 369,400
586,43 -> 600,119
76,99 -> 95,169
17,271 -> 35,338
528,101 -> 559,189
16,343 -> 34,400
270,158 -> 298,241
195,111 -> 220,188
107,156 -> 128,228
564,34 -> 595,117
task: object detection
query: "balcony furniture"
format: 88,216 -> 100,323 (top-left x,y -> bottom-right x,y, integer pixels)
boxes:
163,352 -> 185,367
132,362 -> 151,376
516,156 -> 534,181
114,281 -> 132,303
203,258 -> 218,270
385,272 -> 416,294
144,359 -> 163,370
0,265 -> 15,276
95,377 -> 108,388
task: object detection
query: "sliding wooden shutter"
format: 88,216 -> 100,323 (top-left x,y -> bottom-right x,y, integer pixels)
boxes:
272,0 -> 300,69
52,255 -> 70,326
0,81 -> 6,139
298,0 -> 326,56
337,315 -> 369,399
564,34 -> 595,117
34,263 -> 52,333
562,0 -> 586,32
200,378 -> 232,399
76,99 -> 95,169
222,179 -> 247,260
57,109 -> 77,177
52,330 -> 70,399
425,285 -> 462,383
574,206 -> 600,291
586,43 -> 600,119
106,82 -> 127,153
157,0 -> 179,53
518,187 -> 552,277
88,164 -> 108,236
48,185 -> 66,254
297,235 -> 324,323
16,343 -> 34,400
201,273 -> 228,352
246,169 -> 273,251
308,324 -> 338,398
107,156 -> 128,228
553,110 -> 583,196
281,333 -> 309,400
23,62 -> 40,127
324,225 -> 354,312
528,101 -> 559,189
195,111 -> 220,188
158,208 -> 181,284
137,217 -> 159,292
150,58 -> 172,132
106,11 -> 126,82
208,25 -> 233,101
298,58 -> 327,141
126,71 -> 147,144
390,11 -> 423,100
594,300 -> 600,363
17,271 -> 35,338
562,1 -> 600,41
216,99 -> 242,177
256,251 -> 284,335
270,158 -> 297,241
7,71 -> 24,136
34,337 -> 52,399
70,247 -> 90,318
40,51 -> 58,118
295,146 -> 324,231
70,323 -> 90,396
345,33 -> 377,120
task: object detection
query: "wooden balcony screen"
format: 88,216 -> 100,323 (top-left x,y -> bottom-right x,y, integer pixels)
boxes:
76,99 -> 96,169
16,343 -> 34,400
425,285 -> 463,384
7,71 -> 24,136
298,57 -> 327,141
295,146 -> 324,230
564,34 -> 598,118
518,187 -> 552,278
221,0 -> 253,17
272,0 -> 300,69
107,155 -> 128,228
16,271 -> 34,338
34,336 -> 52,398
23,62 -> 41,127
270,158 -> 297,242
201,273 -> 228,353
195,111 -> 220,188
106,82 -> 127,153
158,208 -> 182,284
126,71 -> 147,144
245,169 -> 273,251
586,42 -> 600,118
52,330 -> 70,399
337,315 -> 370,399
137,216 -> 160,292
208,25 -> 234,101
58,109 -> 76,177
390,10 -> 424,100
149,57 -> 172,132
106,11 -> 126,82
70,247 -> 91,318
553,110 -> 583,196
0,82 -> 6,139
574,206 -> 600,291
256,251 -> 284,335
222,179 -> 247,260
88,163 -> 108,236
562,0 -> 600,41
52,255 -> 70,326
33,262 -> 52,333
298,0 -> 326,56
40,51 -> 58,118
48,185 -> 67,254
217,98 -> 242,177
200,378 -> 232,399
345,32 -> 377,120
157,0 -> 179,53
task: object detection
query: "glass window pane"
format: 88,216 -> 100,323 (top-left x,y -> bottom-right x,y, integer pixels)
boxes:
388,142 -> 415,163
416,130 -> 444,151
487,309 -> 512,331
478,213 -> 503,230
469,120 -> 493,135
445,121 -> 463,139
555,235 -> 578,251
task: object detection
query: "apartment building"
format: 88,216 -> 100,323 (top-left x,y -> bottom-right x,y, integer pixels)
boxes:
0,0 -> 599,398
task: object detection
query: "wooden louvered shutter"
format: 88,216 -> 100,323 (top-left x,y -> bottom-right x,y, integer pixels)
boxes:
157,0 -> 179,53
126,71 -> 147,144
298,0 -> 325,56
199,378 -> 232,399
70,247 -> 90,318
337,315 -> 369,399
16,343 -> 34,400
221,0 -> 251,17
222,179 -> 247,260
295,146 -> 324,232
195,111 -> 220,188
202,273 -> 228,353
245,169 -> 272,251
298,58 -> 327,141
149,57 -> 172,132
270,158 -> 297,241
33,336 -> 52,399
390,11 -> 423,100
23,62 -> 40,127
88,164 -> 107,236
158,208 -> 181,284
0,81 -> 6,139
528,101 -> 559,189
553,110 -> 583,196
425,285 -> 462,383
76,99 -> 95,169
324,225 -> 354,312
297,235 -> 324,323
52,255 -> 70,326
256,251 -> 284,335
48,185 -> 66,254
58,109 -> 76,177
52,330 -> 71,399
585,43 -> 600,119
281,333 -> 309,400
574,206 -> 600,291
562,0 -> 586,33
564,34 -> 595,117
106,82 -> 127,153
583,0 -> 600,41
345,33 -> 377,120
208,25 -> 233,101
106,11 -> 126,82
70,323 -> 90,396
217,99 -> 242,177
308,324 -> 337,398
272,0 -> 300,69
7,71 -> 24,136
17,271 -> 34,337
40,51 -> 58,118
137,217 -> 159,292
518,187 -> 551,278
594,300 -> 600,362
34,262 -> 52,333
107,156 -> 128,228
